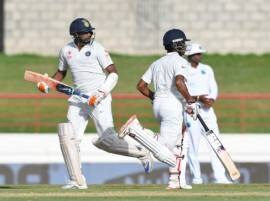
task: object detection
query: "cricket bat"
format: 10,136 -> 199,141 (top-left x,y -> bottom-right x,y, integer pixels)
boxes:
24,70 -> 90,99
197,114 -> 240,181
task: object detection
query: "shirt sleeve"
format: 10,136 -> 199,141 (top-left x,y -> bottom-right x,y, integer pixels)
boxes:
141,65 -> 152,84
207,66 -> 218,100
58,48 -> 68,71
174,59 -> 189,79
96,44 -> 113,69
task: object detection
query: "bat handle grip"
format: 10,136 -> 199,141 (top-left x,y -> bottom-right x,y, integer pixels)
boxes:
82,94 -> 90,99
197,114 -> 210,132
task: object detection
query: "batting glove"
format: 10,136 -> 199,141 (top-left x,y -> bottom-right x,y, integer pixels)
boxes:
36,73 -> 49,93
88,90 -> 106,107
185,102 -> 200,120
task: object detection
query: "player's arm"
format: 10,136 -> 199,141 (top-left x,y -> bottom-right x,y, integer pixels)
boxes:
137,79 -> 155,101
37,47 -> 68,93
137,64 -> 155,101
175,75 -> 199,120
191,95 -> 214,108
104,64 -> 118,75
175,75 -> 195,104
52,70 -> 67,82
100,64 -> 118,95
88,64 -> 118,107
95,43 -> 118,95
37,70 -> 67,93
198,95 -> 215,108
199,67 -> 217,108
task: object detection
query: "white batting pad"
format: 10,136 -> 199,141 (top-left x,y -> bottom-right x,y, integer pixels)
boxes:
92,127 -> 147,158
168,131 -> 189,183
58,123 -> 85,186
119,115 -> 176,167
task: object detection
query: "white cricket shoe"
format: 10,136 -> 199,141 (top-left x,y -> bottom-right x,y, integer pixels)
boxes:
140,151 -> 153,174
118,115 -> 142,138
167,179 -> 192,190
192,178 -> 203,184
180,184 -> 193,190
62,177 -> 88,190
214,179 -> 233,184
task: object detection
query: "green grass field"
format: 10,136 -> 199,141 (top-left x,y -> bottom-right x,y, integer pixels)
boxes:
0,53 -> 270,133
1,53 -> 270,93
0,184 -> 269,201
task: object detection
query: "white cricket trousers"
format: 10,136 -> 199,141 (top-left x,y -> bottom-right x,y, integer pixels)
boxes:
153,96 -> 183,151
66,94 -> 114,141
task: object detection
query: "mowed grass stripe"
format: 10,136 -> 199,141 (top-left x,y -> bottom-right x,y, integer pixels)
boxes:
0,191 -> 269,198
0,184 -> 268,201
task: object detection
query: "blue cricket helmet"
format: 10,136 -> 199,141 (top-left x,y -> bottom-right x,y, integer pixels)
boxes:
69,18 -> 95,35
163,29 -> 190,55
163,29 -> 190,46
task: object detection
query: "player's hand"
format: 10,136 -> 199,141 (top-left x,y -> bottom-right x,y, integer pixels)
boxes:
88,90 -> 106,107
199,96 -> 214,108
37,81 -> 49,93
185,102 -> 200,120
37,73 -> 49,93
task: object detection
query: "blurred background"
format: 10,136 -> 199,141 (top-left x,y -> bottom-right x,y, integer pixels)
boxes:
0,0 -> 269,185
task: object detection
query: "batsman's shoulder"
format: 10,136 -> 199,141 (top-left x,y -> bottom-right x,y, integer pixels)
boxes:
92,41 -> 104,50
60,42 -> 75,53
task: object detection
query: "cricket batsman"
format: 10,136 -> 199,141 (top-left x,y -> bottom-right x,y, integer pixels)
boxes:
119,29 -> 199,189
37,18 -> 153,189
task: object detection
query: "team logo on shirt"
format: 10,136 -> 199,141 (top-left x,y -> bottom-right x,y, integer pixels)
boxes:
67,51 -> 72,59
201,70 -> 206,74
85,51 -> 91,56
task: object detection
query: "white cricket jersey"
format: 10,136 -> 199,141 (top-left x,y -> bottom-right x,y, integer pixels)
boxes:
142,52 -> 189,99
58,41 -> 113,93
185,63 -> 218,100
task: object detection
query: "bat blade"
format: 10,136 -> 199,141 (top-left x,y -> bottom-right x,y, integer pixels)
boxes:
218,150 -> 241,180
24,70 -> 90,100
24,70 -> 69,90
205,130 -> 240,180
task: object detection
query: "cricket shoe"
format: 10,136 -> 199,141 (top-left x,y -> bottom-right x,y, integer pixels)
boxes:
139,151 -> 153,174
192,178 -> 203,184
180,183 -> 193,190
214,180 -> 233,184
118,115 -> 142,138
167,179 -> 192,190
62,177 -> 88,190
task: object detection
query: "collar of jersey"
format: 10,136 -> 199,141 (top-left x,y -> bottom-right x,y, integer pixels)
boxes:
71,41 -> 92,49
166,52 -> 178,56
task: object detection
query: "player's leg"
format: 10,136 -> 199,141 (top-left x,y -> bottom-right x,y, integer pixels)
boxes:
58,96 -> 89,189
153,97 -> 191,189
205,113 -> 231,184
90,95 -> 153,173
178,128 -> 192,189
186,113 -> 203,184
167,132 -> 192,190
119,115 -> 176,167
